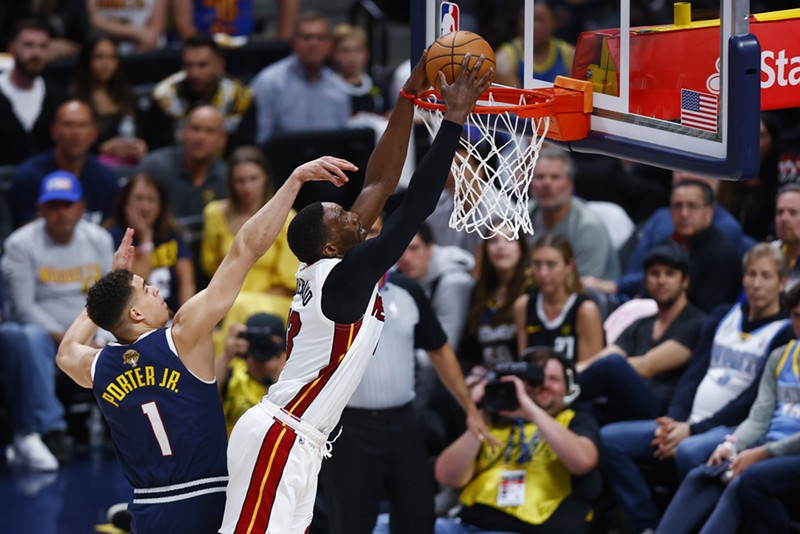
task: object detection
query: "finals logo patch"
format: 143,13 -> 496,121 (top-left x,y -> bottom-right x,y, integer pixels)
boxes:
122,349 -> 140,368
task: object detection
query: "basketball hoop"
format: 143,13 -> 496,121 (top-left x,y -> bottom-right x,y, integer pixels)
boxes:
412,77 -> 592,240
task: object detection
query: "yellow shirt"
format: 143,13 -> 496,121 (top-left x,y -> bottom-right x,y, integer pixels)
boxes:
200,200 -> 299,293
459,410 -> 577,526
222,358 -> 268,436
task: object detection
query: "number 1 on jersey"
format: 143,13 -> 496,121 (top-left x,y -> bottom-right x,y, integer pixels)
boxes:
142,401 -> 173,456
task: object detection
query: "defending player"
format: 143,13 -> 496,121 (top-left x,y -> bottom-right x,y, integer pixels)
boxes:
220,55 -> 494,533
55,156 -> 356,534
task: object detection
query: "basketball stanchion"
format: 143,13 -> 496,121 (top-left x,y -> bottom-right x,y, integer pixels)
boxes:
412,76 -> 593,241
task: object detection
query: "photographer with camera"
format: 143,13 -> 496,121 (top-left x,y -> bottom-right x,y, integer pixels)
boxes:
215,313 -> 286,435
434,347 -> 601,534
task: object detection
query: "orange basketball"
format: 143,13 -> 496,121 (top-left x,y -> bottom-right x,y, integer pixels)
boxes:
425,31 -> 496,91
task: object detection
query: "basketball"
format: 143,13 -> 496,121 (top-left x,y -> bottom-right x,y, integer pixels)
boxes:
425,31 -> 496,91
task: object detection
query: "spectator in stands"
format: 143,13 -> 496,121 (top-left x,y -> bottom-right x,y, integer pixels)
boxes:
397,222 -> 475,348
104,172 -> 195,312
601,243 -> 793,534
250,11 -> 350,144
0,2 -> 89,59
320,216 -> 488,534
435,348 -> 601,534
70,33 -> 147,166
528,148 -> 621,281
86,0 -> 166,54
9,99 -> 121,227
0,302 -> 68,471
514,233 -> 604,364
330,24 -> 385,116
494,2 -> 574,86
1,171 -> 115,464
460,227 -> 531,368
576,242 -> 706,423
138,105 -> 227,221
214,313 -> 286,436
171,0 -> 298,40
657,283 -> 800,534
146,34 -> 254,151
772,184 -> 800,292
0,18 -> 67,166
584,172 -> 744,301
716,116 -> 780,241
200,146 -> 298,349
587,178 -> 743,312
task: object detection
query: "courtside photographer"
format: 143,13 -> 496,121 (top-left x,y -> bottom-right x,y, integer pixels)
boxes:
434,347 -> 602,533
215,313 -> 286,435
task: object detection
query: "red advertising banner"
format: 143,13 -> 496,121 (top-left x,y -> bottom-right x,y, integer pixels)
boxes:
572,10 -> 800,120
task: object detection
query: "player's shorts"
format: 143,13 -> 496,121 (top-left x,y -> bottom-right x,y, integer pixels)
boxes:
130,484 -> 226,533
220,398 -> 328,534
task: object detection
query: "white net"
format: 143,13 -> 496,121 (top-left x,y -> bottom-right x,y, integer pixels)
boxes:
415,90 -> 550,241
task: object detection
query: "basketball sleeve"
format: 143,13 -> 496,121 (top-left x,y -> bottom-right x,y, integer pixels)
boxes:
322,120 -> 463,324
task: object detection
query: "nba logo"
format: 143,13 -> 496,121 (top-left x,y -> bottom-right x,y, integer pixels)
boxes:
440,1 -> 460,35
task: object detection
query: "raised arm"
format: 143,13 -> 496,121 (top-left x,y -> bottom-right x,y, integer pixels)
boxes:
171,157 -> 355,366
347,53 -> 430,230
56,229 -> 136,388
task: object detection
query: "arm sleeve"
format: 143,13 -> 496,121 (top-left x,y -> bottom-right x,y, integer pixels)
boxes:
733,345 -> 783,450
766,432 -> 800,457
691,325 -> 795,435
666,306 -> 728,421
321,120 -> 463,324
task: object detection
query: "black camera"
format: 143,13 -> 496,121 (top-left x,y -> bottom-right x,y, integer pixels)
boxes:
479,362 -> 544,413
237,327 -> 283,362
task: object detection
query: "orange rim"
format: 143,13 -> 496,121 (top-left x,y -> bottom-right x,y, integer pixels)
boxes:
413,86 -> 556,118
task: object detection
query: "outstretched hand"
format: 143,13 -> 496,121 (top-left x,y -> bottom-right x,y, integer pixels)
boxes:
290,156 -> 357,188
402,49 -> 430,96
112,227 -> 135,272
440,54 -> 494,125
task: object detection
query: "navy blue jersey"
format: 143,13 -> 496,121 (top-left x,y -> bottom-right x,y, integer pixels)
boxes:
92,328 -> 227,490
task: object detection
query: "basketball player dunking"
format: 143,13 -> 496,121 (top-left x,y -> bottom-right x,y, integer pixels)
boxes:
55,157 -> 355,534
220,55 -> 494,533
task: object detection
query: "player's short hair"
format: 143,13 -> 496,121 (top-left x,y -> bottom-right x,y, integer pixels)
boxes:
288,202 -> 328,264
86,270 -> 135,334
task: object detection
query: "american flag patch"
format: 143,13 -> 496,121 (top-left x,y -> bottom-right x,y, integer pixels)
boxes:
680,89 -> 718,133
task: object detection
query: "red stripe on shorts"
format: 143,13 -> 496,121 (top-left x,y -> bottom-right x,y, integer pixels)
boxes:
234,421 -> 295,534
284,319 -> 362,417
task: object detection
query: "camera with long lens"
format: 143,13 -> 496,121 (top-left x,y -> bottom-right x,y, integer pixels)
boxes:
237,327 -> 283,362
479,361 -> 544,413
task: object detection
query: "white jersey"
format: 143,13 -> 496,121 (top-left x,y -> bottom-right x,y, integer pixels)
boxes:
266,258 -> 385,435
690,303 -> 789,423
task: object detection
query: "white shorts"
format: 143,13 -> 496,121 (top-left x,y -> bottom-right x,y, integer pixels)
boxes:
219,399 -> 327,534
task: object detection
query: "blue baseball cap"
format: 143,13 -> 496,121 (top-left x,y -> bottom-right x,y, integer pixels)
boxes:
38,171 -> 83,204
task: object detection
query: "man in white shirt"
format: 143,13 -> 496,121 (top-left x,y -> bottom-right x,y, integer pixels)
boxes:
0,18 -> 66,165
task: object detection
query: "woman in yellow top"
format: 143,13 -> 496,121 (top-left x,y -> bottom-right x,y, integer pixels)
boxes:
201,146 -> 299,343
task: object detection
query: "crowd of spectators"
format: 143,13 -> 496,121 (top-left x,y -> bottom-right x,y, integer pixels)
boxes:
1,2 -> 800,534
